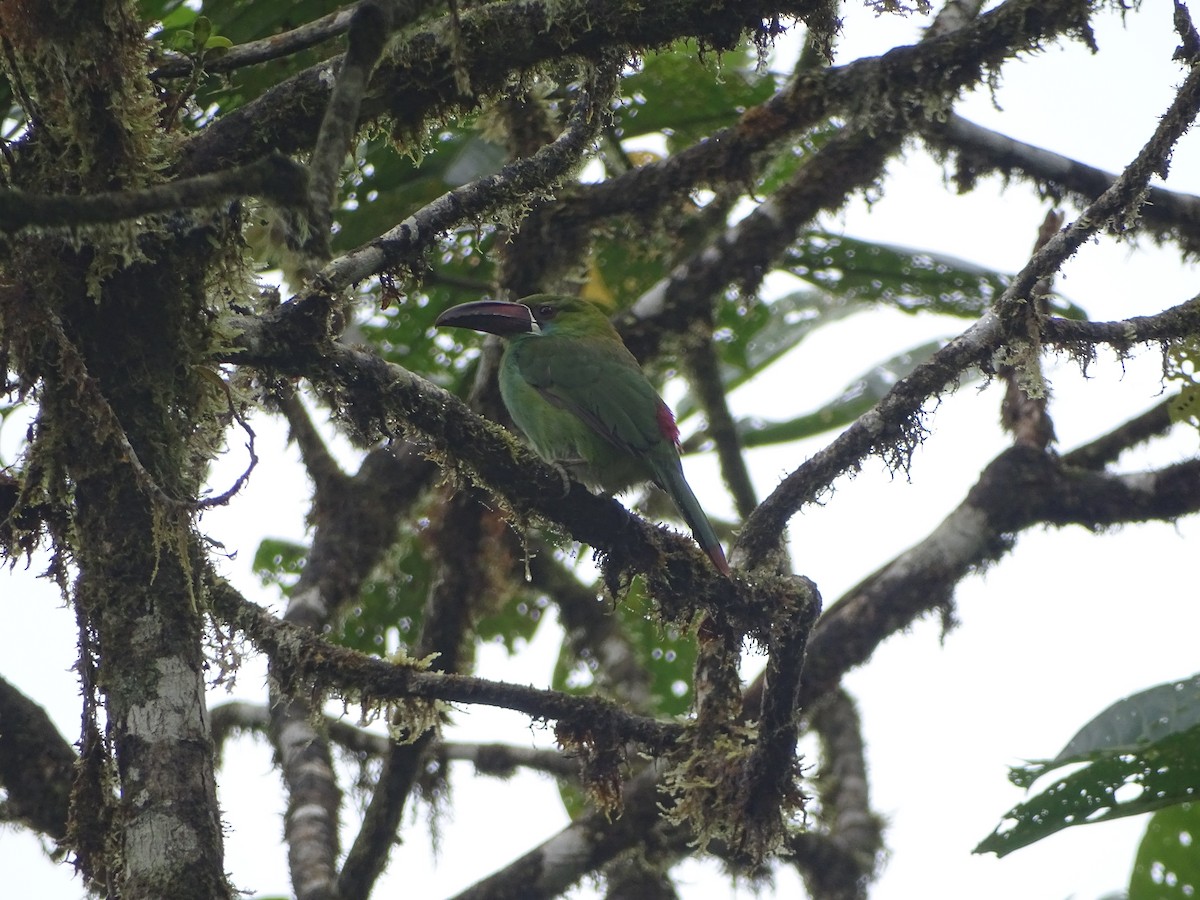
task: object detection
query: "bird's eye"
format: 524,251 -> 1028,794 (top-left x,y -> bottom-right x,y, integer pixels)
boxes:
537,305 -> 557,319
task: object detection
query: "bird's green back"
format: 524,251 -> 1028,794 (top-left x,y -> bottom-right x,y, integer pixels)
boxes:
499,296 -> 675,491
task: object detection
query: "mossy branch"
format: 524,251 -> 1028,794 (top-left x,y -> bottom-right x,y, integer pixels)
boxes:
207,577 -> 683,752
923,113 -> 1200,254
0,153 -> 306,233
174,0 -> 837,176
152,3 -> 361,79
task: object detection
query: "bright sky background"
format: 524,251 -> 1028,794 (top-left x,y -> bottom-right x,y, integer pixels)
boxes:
4,3 -> 1200,899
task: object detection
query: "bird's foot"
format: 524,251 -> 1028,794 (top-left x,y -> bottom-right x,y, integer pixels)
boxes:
548,461 -> 573,498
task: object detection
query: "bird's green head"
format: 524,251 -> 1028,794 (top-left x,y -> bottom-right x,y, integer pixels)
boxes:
434,294 -> 615,339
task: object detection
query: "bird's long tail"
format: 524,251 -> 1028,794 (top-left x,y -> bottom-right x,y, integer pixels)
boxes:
654,459 -> 731,577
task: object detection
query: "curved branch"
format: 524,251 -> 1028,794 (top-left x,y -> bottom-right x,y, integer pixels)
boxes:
207,580 -> 683,752
243,56 -> 617,356
923,113 -> 1200,254
734,576 -> 821,858
305,0 -> 407,254
623,126 -> 896,361
529,547 -> 658,712
0,153 -> 306,233
797,688 -> 883,900
0,675 -> 76,840
441,741 -> 580,780
338,488 -> 490,898
797,448 -> 1200,710
319,56 -> 617,295
276,391 -> 348,494
682,335 -> 758,520
211,700 -> 579,777
1042,294 -> 1200,349
997,64 -> 1200,310
736,309 -> 1003,568
226,332 -> 743,607
1061,400 -> 1175,470
615,0 -> 1082,361
260,431 -> 436,900
177,0 -> 827,175
153,4 -> 361,79
449,764 -> 667,900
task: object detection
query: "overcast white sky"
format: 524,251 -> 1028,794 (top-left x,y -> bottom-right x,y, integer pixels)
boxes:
4,3 -> 1200,898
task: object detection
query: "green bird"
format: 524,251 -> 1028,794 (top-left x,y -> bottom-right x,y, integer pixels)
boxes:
435,294 -> 730,576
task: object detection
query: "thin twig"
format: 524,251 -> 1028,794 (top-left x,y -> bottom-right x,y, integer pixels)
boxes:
1061,400 -> 1175,470
682,322 -> 759,521
153,5 -> 362,79
196,370 -> 259,510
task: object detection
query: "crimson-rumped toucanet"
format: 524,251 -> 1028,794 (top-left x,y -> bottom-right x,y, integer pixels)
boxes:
436,294 -> 730,576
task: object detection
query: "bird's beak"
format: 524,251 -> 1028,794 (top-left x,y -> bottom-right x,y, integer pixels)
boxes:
434,300 -> 538,336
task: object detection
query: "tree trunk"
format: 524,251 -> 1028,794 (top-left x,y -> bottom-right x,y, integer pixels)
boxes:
0,0 -> 231,895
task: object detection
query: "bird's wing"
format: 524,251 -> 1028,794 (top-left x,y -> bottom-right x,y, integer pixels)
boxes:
512,335 -> 675,456
512,332 -> 730,575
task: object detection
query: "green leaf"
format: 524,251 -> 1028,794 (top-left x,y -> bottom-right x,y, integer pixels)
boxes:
717,288 -> 858,382
1052,675 -> 1200,766
677,285 -> 923,425
1169,385 -> 1200,427
672,231 -> 1075,429
153,0 -> 348,118
589,227 -> 678,308
338,534 -> 431,656
976,725 -> 1200,857
613,578 -> 697,717
1167,337 -> 1200,431
331,131 -> 496,254
251,538 -> 307,593
192,15 -> 212,49
189,0 -> 341,47
160,29 -> 196,52
1130,802 -> 1200,900
617,43 -> 777,152
734,339 -> 947,447
754,122 -> 839,195
556,780 -> 589,821
551,576 -> 696,718
678,233 -> 1028,424
154,4 -> 197,29
358,290 -> 478,389
697,287 -> 860,409
784,232 -> 1088,320
335,526 -> 543,657
475,588 -> 546,652
977,675 -> 1200,858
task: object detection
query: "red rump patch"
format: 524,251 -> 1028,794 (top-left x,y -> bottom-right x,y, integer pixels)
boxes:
656,400 -> 681,446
